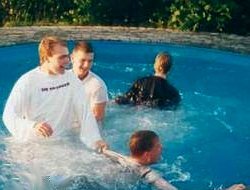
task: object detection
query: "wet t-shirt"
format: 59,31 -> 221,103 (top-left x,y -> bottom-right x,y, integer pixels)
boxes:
115,76 -> 180,109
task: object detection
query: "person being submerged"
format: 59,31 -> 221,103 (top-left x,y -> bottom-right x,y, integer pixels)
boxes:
103,130 -> 247,190
115,52 -> 181,109
103,130 -> 177,190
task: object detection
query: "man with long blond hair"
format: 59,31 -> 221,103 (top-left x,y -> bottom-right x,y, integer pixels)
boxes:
115,52 -> 180,108
3,36 -> 107,150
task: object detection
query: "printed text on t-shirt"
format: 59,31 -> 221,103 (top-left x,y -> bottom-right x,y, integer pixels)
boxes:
41,82 -> 70,92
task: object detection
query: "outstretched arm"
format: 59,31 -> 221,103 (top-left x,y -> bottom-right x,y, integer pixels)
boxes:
74,85 -> 108,150
153,177 -> 177,190
226,184 -> 246,190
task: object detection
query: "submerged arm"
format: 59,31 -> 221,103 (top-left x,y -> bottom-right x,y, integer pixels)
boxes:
153,177 -> 178,190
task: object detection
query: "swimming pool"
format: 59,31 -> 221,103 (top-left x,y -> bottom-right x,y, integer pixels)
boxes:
0,40 -> 250,189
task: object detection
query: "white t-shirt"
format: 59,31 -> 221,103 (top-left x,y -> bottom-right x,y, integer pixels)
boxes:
81,71 -> 108,108
103,150 -> 160,182
103,150 -> 177,190
3,67 -> 102,148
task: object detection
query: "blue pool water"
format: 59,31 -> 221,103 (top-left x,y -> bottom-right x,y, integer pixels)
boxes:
0,40 -> 250,190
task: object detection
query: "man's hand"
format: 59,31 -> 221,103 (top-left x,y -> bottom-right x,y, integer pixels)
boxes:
95,140 -> 109,153
34,122 -> 53,138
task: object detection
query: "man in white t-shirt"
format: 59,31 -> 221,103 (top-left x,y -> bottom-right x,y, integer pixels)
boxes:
71,41 -> 108,126
2,36 -> 107,150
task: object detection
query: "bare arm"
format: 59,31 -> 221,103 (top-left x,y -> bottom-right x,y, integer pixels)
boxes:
92,102 -> 106,122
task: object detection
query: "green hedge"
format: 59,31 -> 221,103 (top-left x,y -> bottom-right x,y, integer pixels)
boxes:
0,0 -> 249,35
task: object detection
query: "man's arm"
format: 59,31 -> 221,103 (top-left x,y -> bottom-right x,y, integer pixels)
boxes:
91,84 -> 108,123
80,104 -> 108,151
140,168 -> 177,190
226,184 -> 246,190
153,177 -> 178,190
2,77 -> 36,140
92,102 -> 106,122
74,84 -> 108,150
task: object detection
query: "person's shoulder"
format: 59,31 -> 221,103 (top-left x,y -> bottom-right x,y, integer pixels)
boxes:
9,67 -> 40,91
23,67 -> 40,76
133,75 -> 152,84
64,69 -> 80,82
88,71 -> 107,88
17,67 -> 39,84
65,69 -> 83,87
139,75 -> 153,81
64,69 -> 75,77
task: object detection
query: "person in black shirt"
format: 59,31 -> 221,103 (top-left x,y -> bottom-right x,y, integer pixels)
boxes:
115,52 -> 180,108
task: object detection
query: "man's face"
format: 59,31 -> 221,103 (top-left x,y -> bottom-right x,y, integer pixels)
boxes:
47,44 -> 70,75
148,138 -> 162,164
71,51 -> 94,80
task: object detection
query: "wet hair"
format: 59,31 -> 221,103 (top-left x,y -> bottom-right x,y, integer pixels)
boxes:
154,52 -> 172,74
38,36 -> 67,65
73,41 -> 93,53
129,130 -> 159,157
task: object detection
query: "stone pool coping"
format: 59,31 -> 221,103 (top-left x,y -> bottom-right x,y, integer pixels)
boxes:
0,26 -> 249,54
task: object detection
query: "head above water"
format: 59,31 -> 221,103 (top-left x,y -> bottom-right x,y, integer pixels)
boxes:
73,41 -> 94,54
71,41 -> 94,80
129,130 -> 162,165
154,52 -> 172,75
39,36 -> 68,64
38,36 -> 69,75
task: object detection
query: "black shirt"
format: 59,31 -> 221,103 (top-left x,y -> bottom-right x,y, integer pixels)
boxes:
115,76 -> 180,109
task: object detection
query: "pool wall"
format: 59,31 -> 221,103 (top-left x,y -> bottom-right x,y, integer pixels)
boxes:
0,26 -> 249,54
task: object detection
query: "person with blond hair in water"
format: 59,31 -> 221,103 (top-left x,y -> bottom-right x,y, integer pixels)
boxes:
115,52 -> 180,109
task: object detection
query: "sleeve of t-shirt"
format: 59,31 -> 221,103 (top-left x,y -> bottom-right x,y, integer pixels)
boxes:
144,170 -> 177,190
92,85 -> 109,104
2,75 -> 36,141
153,177 -> 178,190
